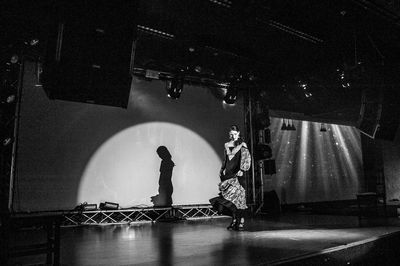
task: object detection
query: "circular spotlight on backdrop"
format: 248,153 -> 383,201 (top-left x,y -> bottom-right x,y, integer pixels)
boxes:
78,122 -> 221,208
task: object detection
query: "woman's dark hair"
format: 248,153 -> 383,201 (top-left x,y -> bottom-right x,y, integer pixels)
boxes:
157,146 -> 172,160
230,125 -> 243,146
230,125 -> 240,132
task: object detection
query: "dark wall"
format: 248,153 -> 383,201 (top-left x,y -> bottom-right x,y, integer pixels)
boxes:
14,62 -> 244,211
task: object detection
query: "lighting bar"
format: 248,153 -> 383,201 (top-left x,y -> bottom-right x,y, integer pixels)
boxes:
209,0 -> 232,8
137,25 -> 174,39
268,20 -> 324,44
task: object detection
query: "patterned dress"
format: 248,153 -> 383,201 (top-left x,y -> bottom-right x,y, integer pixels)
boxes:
210,142 -> 251,215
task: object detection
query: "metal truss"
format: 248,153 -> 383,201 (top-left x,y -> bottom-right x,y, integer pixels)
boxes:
62,205 -> 224,226
174,205 -> 221,219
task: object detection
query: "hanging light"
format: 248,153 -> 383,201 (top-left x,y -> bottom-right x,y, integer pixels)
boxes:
2,137 -> 12,147
10,55 -> 19,64
320,123 -> 327,132
281,119 -> 287,130
288,119 -> 296,131
166,74 -> 184,99
223,84 -> 237,105
29,38 -> 39,46
6,94 -> 16,104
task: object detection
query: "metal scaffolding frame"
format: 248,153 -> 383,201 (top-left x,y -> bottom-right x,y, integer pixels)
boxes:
62,205 -> 224,226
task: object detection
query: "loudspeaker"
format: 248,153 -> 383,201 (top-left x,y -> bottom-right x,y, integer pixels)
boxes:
42,1 -> 137,108
375,87 -> 400,141
263,159 -> 276,175
261,190 -> 281,214
255,144 -> 272,160
357,89 -> 382,139
358,88 -> 400,140
254,114 -> 270,129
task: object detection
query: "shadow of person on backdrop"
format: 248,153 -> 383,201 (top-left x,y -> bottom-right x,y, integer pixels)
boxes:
151,146 -> 175,207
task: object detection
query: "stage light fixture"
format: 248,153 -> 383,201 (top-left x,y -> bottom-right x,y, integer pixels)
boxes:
83,204 -> 97,211
75,202 -> 98,211
304,92 -> 313,98
29,38 -> 39,46
320,123 -> 327,132
209,0 -> 232,8
287,119 -> 296,131
1,94 -> 15,105
137,25 -> 174,39
223,84 -> 237,104
2,137 -> 12,146
6,94 -> 16,104
10,55 -> 19,64
166,75 -> 184,99
281,119 -> 288,130
99,201 -> 119,210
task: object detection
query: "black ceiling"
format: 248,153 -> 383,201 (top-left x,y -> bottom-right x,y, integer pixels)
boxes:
131,0 -> 400,123
3,0 -> 400,123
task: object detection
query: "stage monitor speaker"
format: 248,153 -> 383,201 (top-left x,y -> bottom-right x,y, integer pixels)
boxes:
42,1 -> 137,108
261,190 -> 281,214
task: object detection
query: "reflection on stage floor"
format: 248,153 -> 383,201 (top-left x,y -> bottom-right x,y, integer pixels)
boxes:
7,212 -> 400,265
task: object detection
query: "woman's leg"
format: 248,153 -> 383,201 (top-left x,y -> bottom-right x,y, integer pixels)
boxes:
235,210 -> 245,231
227,212 -> 237,230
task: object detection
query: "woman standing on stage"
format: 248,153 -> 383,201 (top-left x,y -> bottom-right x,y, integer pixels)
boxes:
210,125 -> 251,231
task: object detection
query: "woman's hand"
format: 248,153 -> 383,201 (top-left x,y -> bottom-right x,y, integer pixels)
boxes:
219,168 -> 225,176
236,170 -> 243,177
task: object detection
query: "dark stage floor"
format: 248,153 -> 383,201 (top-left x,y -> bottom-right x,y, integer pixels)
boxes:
8,212 -> 400,265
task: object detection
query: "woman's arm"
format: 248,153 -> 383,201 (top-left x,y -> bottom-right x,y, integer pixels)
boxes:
239,142 -> 251,172
220,145 -> 227,176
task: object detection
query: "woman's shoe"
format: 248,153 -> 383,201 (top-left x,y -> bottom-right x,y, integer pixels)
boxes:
235,218 -> 244,231
227,219 -> 236,230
